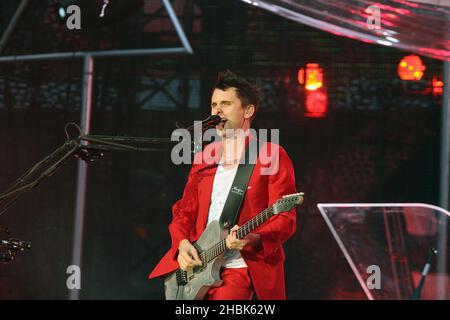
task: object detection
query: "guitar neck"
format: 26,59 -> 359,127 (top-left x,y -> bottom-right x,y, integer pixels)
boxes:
236,206 -> 274,239
202,206 -> 275,264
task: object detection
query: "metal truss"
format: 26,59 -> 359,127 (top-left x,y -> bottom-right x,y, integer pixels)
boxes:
0,0 -> 194,300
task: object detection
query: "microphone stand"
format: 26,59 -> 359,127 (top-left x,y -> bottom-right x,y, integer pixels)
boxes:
0,123 -> 191,262
411,247 -> 438,300
0,122 -> 196,215
0,118 -> 220,262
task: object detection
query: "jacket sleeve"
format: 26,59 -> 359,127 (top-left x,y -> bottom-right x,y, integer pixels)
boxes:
168,165 -> 199,259
242,144 -> 297,259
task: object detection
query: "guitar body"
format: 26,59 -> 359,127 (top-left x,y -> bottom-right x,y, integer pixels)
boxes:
163,192 -> 303,300
164,220 -> 227,300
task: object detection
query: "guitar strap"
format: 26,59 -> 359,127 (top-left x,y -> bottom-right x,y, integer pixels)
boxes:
219,137 -> 260,230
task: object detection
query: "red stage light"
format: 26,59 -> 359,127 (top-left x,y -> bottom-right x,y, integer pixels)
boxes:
298,63 -> 324,90
305,90 -> 327,118
398,55 -> 426,80
305,63 -> 323,90
432,76 -> 444,95
297,68 -> 305,85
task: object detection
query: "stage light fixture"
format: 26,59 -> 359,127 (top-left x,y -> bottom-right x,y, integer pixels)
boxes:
298,63 -> 324,91
432,77 -> 444,95
398,55 -> 426,81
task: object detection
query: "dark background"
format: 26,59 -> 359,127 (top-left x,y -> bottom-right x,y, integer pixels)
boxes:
0,0 -> 443,299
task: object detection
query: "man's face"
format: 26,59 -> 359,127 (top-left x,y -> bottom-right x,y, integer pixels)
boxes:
211,87 -> 253,136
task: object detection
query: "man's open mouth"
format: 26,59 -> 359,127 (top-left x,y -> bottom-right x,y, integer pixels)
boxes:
218,118 -> 227,128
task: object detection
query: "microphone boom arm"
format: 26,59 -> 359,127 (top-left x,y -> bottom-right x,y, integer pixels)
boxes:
0,130 -> 185,217
0,124 -> 191,258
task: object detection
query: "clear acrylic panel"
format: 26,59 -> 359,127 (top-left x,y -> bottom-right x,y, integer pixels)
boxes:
317,203 -> 449,300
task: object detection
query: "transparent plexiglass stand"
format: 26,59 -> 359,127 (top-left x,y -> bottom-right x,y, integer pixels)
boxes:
317,203 -> 449,300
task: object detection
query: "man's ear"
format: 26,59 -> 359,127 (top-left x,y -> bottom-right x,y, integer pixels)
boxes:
244,104 -> 255,119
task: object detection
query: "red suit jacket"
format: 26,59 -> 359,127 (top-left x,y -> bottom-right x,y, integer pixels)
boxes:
149,138 -> 297,300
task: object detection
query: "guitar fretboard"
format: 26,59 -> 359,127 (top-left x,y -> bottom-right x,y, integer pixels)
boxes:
199,206 -> 275,263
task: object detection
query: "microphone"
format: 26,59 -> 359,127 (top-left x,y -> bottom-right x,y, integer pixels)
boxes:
412,247 -> 438,300
185,115 -> 225,133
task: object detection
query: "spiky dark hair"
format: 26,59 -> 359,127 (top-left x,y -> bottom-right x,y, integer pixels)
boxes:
213,70 -> 261,119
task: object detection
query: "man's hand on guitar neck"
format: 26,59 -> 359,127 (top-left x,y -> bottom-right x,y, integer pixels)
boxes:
226,225 -> 261,251
177,239 -> 203,271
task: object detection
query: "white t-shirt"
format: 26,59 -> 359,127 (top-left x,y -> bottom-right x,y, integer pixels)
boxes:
207,163 -> 248,268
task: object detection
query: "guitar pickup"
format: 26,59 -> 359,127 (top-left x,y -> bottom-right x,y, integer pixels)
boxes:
175,269 -> 188,286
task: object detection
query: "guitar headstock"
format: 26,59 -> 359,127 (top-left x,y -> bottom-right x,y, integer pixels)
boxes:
273,192 -> 304,214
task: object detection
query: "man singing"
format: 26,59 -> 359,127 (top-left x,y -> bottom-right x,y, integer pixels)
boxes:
149,70 -> 297,300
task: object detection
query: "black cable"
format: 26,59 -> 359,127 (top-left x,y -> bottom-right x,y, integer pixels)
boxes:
64,122 -> 82,141
0,141 -> 80,217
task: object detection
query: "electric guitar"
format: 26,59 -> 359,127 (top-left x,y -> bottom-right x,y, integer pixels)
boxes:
164,192 -> 304,300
